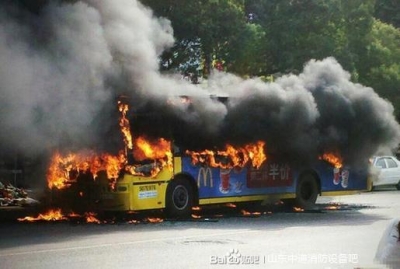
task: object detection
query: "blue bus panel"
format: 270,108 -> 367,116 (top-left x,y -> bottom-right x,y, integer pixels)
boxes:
181,157 -> 367,199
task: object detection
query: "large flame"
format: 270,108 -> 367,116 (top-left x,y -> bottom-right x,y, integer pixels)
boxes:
123,136 -> 173,178
134,137 -> 172,166
320,152 -> 343,168
47,99 -> 266,189
118,100 -> 133,150
186,141 -> 267,169
47,150 -> 126,189
118,99 -> 173,177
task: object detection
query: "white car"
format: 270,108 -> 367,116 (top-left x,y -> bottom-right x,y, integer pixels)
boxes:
370,156 -> 400,190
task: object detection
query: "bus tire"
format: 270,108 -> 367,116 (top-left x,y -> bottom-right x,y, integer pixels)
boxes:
295,173 -> 319,209
165,178 -> 193,218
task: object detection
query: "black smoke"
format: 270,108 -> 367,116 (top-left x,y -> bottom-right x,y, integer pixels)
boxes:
0,0 -> 399,177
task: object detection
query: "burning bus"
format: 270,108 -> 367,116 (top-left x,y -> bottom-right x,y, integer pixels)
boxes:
96,143 -> 368,218
1,2 -> 397,222
45,95 -> 369,218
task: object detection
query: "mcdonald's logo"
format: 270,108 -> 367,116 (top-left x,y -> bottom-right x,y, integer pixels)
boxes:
197,167 -> 213,187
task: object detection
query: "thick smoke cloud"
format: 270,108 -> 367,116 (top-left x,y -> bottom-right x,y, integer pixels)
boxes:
217,58 -> 400,167
0,0 -> 399,171
0,1 -> 114,152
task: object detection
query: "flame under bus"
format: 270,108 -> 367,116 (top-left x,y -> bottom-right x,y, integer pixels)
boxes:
98,154 -> 368,217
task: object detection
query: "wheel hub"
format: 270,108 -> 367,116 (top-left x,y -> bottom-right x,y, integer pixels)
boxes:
172,185 -> 188,210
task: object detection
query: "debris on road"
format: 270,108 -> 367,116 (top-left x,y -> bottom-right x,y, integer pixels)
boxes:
0,181 -> 40,207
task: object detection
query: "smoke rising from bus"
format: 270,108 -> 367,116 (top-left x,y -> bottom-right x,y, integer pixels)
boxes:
0,0 -> 399,172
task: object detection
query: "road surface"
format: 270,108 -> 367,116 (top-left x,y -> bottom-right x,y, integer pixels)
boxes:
0,188 -> 398,269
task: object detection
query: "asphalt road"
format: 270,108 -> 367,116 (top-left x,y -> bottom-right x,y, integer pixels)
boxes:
0,188 -> 399,269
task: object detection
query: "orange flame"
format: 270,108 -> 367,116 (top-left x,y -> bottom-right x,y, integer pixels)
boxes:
240,209 -> 261,216
18,209 -> 67,222
133,137 -> 172,163
324,203 -> 341,210
47,150 -> 126,189
46,152 -> 74,189
146,217 -> 164,223
46,98 -> 176,191
118,100 -> 133,150
293,207 -> 305,212
85,212 -> 101,224
118,99 -> 172,176
320,152 -> 343,168
325,206 -> 341,210
68,212 -> 81,218
118,100 -> 172,176
124,136 -> 173,177
186,141 -> 267,169
18,210 -> 104,224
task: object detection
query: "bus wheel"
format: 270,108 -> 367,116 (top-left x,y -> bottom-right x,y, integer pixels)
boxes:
165,178 -> 193,218
295,174 -> 319,209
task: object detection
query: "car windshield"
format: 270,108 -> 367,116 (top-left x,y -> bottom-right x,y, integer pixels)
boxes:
386,158 -> 398,168
375,158 -> 387,168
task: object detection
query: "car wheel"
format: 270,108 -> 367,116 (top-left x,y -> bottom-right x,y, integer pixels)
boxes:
294,173 -> 319,209
165,178 -> 193,218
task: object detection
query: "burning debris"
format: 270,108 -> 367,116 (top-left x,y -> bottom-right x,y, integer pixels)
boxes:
17,208 -> 103,223
145,217 -> 164,223
324,205 -> 342,211
240,209 -> 262,217
84,212 -> 102,224
18,209 -> 67,222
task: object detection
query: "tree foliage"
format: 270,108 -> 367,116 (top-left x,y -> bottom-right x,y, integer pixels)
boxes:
362,19 -> 400,118
141,0 -> 400,117
141,0 -> 266,77
375,0 -> 400,28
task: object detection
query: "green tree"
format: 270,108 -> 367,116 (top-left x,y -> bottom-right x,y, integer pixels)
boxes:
361,19 -> 400,118
375,0 -> 400,28
141,0 -> 268,77
245,0 -> 376,80
339,0 -> 375,80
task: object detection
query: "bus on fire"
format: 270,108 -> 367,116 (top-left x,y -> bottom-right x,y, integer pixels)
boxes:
96,97 -> 369,218
97,149 -> 368,218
